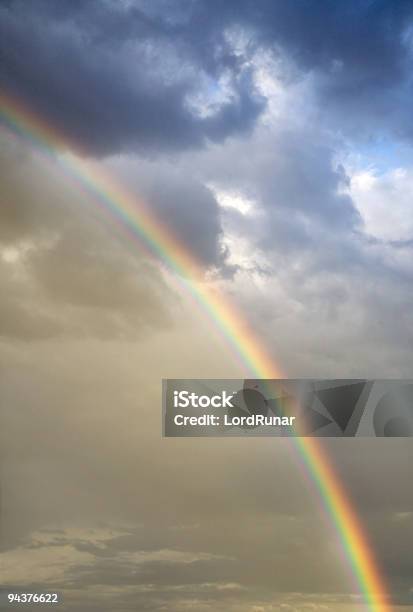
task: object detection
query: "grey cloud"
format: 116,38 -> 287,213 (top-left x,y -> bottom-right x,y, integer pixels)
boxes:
243,133 -> 360,256
2,0 -> 413,157
170,113 -> 413,380
183,124 -> 362,262
111,158 -> 230,271
0,0 -> 264,156
252,1 -> 413,85
195,0 -> 413,142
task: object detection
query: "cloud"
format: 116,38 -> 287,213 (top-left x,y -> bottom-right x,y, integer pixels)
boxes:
351,167 -> 413,242
0,134 -> 173,340
1,330 -> 413,606
3,0 -> 413,156
0,542 -> 95,586
0,0 -> 264,156
197,0 -> 413,144
198,127 -> 361,260
157,73 -> 413,380
0,527 -> 230,588
28,230 -> 170,330
109,156 -> 230,270
0,134 -> 66,243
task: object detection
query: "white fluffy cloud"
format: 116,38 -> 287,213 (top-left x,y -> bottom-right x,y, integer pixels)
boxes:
350,167 -> 413,242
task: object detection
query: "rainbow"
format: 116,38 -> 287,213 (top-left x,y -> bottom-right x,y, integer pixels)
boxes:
0,92 -> 389,611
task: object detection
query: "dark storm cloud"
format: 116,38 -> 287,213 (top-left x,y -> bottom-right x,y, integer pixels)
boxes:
250,0 -> 413,85
2,0 -> 413,156
195,0 -> 413,140
0,0 -> 264,156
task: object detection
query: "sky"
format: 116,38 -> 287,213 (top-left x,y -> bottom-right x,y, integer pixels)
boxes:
1,0 -> 413,610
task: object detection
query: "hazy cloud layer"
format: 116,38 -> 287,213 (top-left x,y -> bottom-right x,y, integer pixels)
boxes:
0,134 -> 173,340
1,340 -> 413,609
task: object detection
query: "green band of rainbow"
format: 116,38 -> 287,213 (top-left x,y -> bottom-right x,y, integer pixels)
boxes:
0,92 -> 389,611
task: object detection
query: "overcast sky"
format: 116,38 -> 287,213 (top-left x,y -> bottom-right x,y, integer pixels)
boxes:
1,1 -> 413,610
